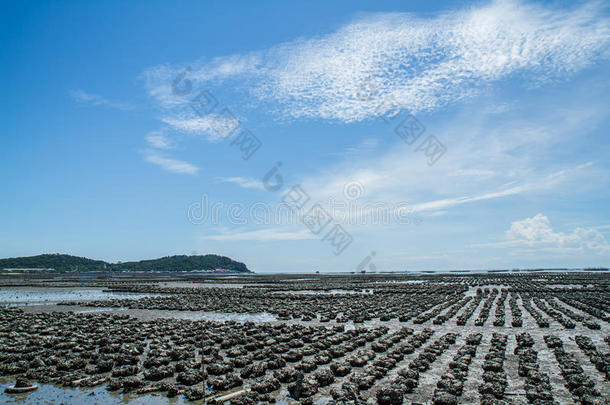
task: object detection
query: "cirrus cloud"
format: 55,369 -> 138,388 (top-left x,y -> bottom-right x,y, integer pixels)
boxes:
144,149 -> 199,175
144,0 -> 610,123
70,89 -> 133,111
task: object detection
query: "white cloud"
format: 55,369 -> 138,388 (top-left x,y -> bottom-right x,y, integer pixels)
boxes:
143,109 -> 241,172
161,114 -> 240,142
144,150 -> 199,175
449,169 -> 495,178
145,131 -> 173,150
217,177 -> 264,190
70,89 -> 133,111
507,214 -> 559,243
286,77 -> 606,226
335,138 -> 379,157
201,228 -> 314,241
138,0 -> 609,187
144,0 -> 609,123
409,184 -> 530,213
477,213 -> 610,254
142,112 -> 240,172
406,164 -> 584,214
296,110 -> 596,220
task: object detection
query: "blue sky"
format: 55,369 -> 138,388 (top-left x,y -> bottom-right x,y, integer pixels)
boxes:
1,0 -> 610,272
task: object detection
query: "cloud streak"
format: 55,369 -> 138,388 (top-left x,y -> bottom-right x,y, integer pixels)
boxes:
70,89 -> 133,111
161,114 -> 240,142
217,177 -> 265,190
144,150 -> 199,175
145,131 -> 173,150
407,163 -> 591,214
201,228 -> 314,241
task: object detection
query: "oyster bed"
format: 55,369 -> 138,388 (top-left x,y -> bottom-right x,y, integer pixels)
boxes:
0,272 -> 608,404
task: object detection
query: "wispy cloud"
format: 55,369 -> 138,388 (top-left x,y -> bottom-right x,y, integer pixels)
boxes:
70,89 -> 133,111
144,0 -> 610,123
144,149 -> 199,175
291,78 -> 606,225
145,130 -> 173,150
409,184 -> 531,213
161,113 -> 241,142
407,164 -> 588,213
217,177 -> 264,190
334,138 -> 379,157
143,130 -> 199,175
139,0 -> 609,185
201,228 -> 314,241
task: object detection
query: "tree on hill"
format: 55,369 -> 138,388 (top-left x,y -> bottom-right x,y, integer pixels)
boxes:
0,253 -> 251,273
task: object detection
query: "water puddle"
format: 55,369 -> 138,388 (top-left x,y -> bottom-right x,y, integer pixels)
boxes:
272,289 -> 371,295
74,307 -> 128,314
0,287 -> 159,306
183,311 -> 278,323
0,381 -> 185,405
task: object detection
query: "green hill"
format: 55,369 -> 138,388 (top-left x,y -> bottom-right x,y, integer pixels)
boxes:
0,253 -> 251,273
109,254 -> 250,273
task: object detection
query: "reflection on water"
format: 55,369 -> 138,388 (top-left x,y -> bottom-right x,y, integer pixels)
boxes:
0,381 -> 185,405
272,289 -> 372,295
184,311 -> 277,323
0,380 -> 330,404
74,307 -> 128,314
22,305 -> 279,324
0,288 -> 159,305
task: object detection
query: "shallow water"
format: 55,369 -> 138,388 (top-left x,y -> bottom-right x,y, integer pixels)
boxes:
74,307 -> 128,314
157,282 -> 249,289
0,287 -> 160,305
184,311 -> 278,323
271,289 -> 372,295
0,380 -> 330,405
23,305 -> 278,323
0,380 -> 186,405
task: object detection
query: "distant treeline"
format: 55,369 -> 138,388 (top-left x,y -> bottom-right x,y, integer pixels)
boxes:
0,253 -> 251,273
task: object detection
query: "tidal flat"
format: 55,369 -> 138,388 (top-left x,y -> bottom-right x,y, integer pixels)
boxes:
0,271 -> 608,404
